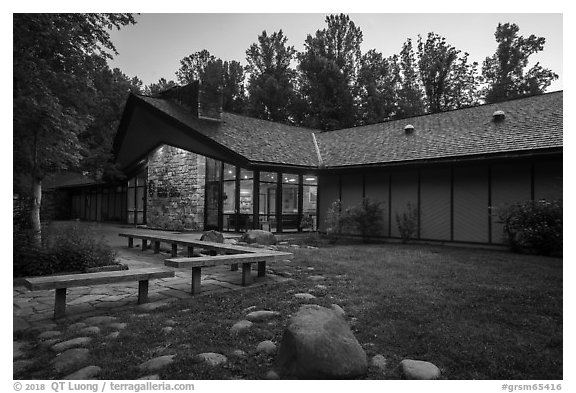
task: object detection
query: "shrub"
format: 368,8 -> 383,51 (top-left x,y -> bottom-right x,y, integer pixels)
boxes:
395,202 -> 419,243
347,198 -> 385,243
499,199 -> 562,256
13,223 -> 119,277
324,199 -> 344,243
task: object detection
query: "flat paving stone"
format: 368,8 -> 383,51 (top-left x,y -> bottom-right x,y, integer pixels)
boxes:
79,326 -> 101,335
68,322 -> 88,331
197,353 -> 227,366
63,365 -> 102,380
13,359 -> 35,375
83,316 -> 117,325
246,310 -> 281,322
230,320 -> 254,335
294,293 -> 317,300
52,348 -> 90,373
38,330 -> 62,340
52,337 -> 93,352
139,355 -> 176,372
107,322 -> 128,330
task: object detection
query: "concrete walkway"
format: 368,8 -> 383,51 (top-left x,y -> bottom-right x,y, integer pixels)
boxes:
13,222 -> 291,330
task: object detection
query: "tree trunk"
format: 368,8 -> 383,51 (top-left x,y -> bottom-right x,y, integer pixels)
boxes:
30,176 -> 42,247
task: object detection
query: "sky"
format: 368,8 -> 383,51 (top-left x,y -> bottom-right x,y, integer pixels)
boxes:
108,13 -> 563,92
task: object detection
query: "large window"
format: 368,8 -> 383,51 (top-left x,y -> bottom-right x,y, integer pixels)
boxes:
238,169 -> 254,232
127,171 -> 146,225
282,174 -> 299,232
302,175 -> 318,231
223,163 -> 236,231
259,172 -> 277,232
205,158 -> 222,230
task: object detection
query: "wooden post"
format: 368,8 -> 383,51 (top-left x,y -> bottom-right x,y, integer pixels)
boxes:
154,241 -> 160,254
138,280 -> 149,304
142,239 -> 148,251
242,263 -> 252,286
187,246 -> 194,257
171,243 -> 178,257
128,237 -> 134,248
54,288 -> 67,319
257,261 -> 266,277
231,263 -> 238,271
191,267 -> 201,294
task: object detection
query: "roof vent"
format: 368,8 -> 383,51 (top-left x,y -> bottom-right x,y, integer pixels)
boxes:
404,124 -> 415,134
492,110 -> 505,122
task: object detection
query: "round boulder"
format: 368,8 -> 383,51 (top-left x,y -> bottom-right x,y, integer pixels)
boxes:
399,359 -> 441,380
200,230 -> 225,243
277,305 -> 367,379
239,230 -> 277,245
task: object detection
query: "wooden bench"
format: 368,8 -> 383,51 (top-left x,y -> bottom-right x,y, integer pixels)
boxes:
21,267 -> 175,319
118,232 -> 258,258
165,251 -> 293,294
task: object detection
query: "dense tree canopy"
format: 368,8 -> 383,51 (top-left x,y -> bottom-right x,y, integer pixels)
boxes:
482,23 -> 558,103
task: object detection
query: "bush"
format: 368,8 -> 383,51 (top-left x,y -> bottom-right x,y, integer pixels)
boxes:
395,202 -> 419,243
13,223 -> 119,277
324,199 -> 344,243
347,198 -> 385,243
499,199 -> 562,256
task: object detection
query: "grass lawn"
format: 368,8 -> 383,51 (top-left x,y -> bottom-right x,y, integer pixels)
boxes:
17,243 -> 562,380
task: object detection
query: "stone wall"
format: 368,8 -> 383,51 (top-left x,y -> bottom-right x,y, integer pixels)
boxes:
146,145 -> 205,231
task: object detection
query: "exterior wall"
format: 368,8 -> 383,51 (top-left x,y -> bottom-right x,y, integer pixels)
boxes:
146,145 -> 206,231
317,157 -> 562,245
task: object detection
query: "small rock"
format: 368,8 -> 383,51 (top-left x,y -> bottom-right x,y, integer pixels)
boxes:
63,365 -> 102,380
370,355 -> 387,372
265,370 -> 280,379
13,341 -> 29,360
52,337 -> 92,352
139,355 -> 176,372
52,348 -> 90,373
38,330 -> 62,340
230,320 -> 254,335
162,327 -> 174,334
399,359 -> 441,380
106,332 -> 120,340
294,293 -> 317,301
107,322 -> 128,330
230,349 -> 248,358
306,267 -> 315,271
68,322 -> 88,331
290,244 -> 300,248
13,359 -> 35,374
315,284 -> 327,290
79,326 -> 101,336
83,316 -> 117,325
306,246 -> 319,249
138,301 -> 172,311
40,339 -> 61,348
278,241 -> 289,245
256,340 -> 277,355
243,305 -> 257,313
239,230 -> 277,245
165,319 -> 177,326
308,275 -> 326,282
138,374 -> 160,380
200,230 -> 225,243
246,310 -> 281,322
197,352 -> 227,366
330,304 -> 346,318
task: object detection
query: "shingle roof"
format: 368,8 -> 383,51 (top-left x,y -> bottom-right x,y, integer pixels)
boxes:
137,96 -> 319,167
131,91 -> 562,169
316,91 -> 563,168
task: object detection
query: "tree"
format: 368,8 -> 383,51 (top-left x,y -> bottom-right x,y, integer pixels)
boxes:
357,49 -> 397,124
417,33 -> 479,113
391,39 -> 426,119
297,14 -> 363,130
144,78 -> 178,95
13,13 -> 135,245
245,30 -> 297,123
175,51 -> 246,114
482,23 -> 558,103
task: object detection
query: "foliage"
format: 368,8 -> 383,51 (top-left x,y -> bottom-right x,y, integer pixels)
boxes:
499,199 -> 562,256
296,14 -> 363,130
417,33 -> 480,113
392,39 -> 426,118
245,30 -> 297,123
357,49 -> 397,124
144,78 -> 178,95
346,198 -> 385,242
482,23 -> 558,103
395,202 -> 419,243
13,223 -> 118,277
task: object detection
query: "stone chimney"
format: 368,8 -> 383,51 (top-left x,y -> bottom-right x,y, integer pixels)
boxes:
156,80 -> 222,122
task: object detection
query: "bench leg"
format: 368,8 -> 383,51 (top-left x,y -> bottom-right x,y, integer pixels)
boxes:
154,241 -> 160,254
128,237 -> 134,248
171,243 -> 178,258
242,263 -> 252,286
231,263 -> 238,271
187,246 -> 194,257
258,261 -> 266,277
142,239 -> 148,251
191,267 -> 201,295
54,288 -> 67,319
138,280 -> 149,304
